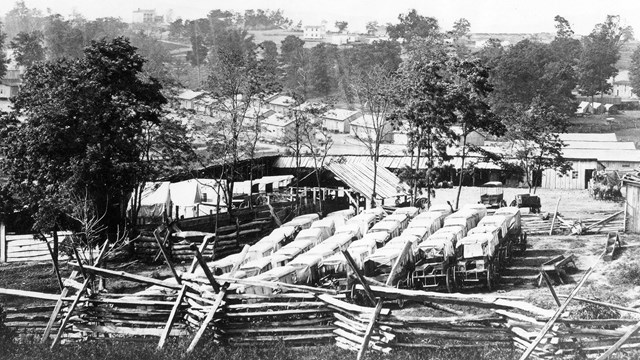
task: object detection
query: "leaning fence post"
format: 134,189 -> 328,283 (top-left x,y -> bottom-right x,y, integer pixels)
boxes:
0,221 -> 6,263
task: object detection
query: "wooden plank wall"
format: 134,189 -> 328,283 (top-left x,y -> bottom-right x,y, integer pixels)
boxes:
1,231 -> 71,263
626,184 -> 640,233
541,160 -> 598,190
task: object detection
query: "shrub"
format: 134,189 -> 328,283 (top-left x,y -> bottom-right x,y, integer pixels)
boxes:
610,262 -> 640,287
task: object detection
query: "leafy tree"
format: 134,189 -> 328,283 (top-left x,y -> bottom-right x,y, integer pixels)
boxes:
44,14 -> 84,59
386,9 -> 440,43
449,18 -> 472,57
394,47 -> 458,206
310,43 -> 337,96
351,65 -> 400,207
3,1 -> 44,40
501,99 -> 572,193
630,45 -> 640,97
9,30 -> 45,67
335,21 -> 348,32
447,57 -> 504,208
128,31 -> 176,87
83,17 -> 128,44
366,21 -> 379,35
0,24 -> 8,79
451,18 -> 471,39
185,18 -> 209,68
280,35 -> 311,96
0,37 -> 167,247
488,39 -> 577,116
168,19 -> 187,40
337,41 -> 402,104
257,40 -> 281,89
577,15 -> 633,100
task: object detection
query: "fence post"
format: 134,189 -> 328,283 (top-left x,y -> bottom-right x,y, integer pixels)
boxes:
0,221 -> 6,262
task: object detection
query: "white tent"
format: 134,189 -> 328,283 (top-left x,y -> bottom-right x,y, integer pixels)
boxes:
129,182 -> 171,220
170,180 -> 203,219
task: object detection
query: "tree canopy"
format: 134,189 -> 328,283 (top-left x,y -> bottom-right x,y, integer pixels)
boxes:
0,37 -> 168,236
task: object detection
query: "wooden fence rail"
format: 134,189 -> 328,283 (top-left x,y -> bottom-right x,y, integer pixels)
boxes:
0,227 -> 72,263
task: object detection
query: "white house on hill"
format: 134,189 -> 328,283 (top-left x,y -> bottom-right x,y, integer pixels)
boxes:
321,108 -> 360,133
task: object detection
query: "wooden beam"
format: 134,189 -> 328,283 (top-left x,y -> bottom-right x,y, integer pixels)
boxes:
50,242 -> 109,349
43,234 -> 63,292
549,197 -> 561,236
386,240 -> 412,287
540,271 -> 561,307
557,295 -> 640,314
157,285 -> 187,349
70,262 -> 181,291
342,250 -> 376,306
585,211 -> 624,232
518,240 -> 607,360
357,300 -> 384,360
0,221 -> 6,263
153,229 -> 181,285
158,235 -> 214,350
595,320 -> 640,360
186,245 -> 249,353
189,243 -> 220,293
188,235 -> 214,274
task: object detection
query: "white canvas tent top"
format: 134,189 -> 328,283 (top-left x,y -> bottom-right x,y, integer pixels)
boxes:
129,181 -> 171,219
169,180 -> 203,218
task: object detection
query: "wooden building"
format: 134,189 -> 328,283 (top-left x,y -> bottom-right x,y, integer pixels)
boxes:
622,172 -> 640,233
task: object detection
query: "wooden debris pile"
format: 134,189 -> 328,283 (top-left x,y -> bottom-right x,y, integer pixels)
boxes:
522,211 -> 624,236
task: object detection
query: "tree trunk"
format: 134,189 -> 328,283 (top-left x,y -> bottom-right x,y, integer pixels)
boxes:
412,142 -> 422,206
371,141 -> 380,208
52,226 -> 59,275
455,133 -> 468,210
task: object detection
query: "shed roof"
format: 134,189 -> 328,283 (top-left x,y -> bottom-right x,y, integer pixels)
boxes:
262,112 -> 295,127
564,141 -> 635,150
325,160 -> 407,201
562,149 -> 640,162
269,95 -> 296,107
177,90 -> 204,100
557,133 -> 617,142
323,108 -> 360,121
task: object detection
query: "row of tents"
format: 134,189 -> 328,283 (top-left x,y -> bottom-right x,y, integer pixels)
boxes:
128,176 -> 293,221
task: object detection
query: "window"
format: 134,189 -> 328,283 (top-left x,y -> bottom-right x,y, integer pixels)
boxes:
623,164 -> 631,168
572,171 -> 578,179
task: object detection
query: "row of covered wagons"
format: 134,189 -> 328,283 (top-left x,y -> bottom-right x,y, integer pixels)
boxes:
201,202 -> 524,295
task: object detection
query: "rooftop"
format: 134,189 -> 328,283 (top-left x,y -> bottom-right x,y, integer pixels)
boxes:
322,108 -> 360,121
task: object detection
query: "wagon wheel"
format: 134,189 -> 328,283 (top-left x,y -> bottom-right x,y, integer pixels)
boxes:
486,264 -> 494,292
445,267 -> 455,293
396,282 -> 406,308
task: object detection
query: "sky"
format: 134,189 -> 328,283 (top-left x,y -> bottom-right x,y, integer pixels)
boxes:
2,0 -> 640,36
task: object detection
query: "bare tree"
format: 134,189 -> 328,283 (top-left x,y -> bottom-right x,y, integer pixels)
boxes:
350,65 -> 399,207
